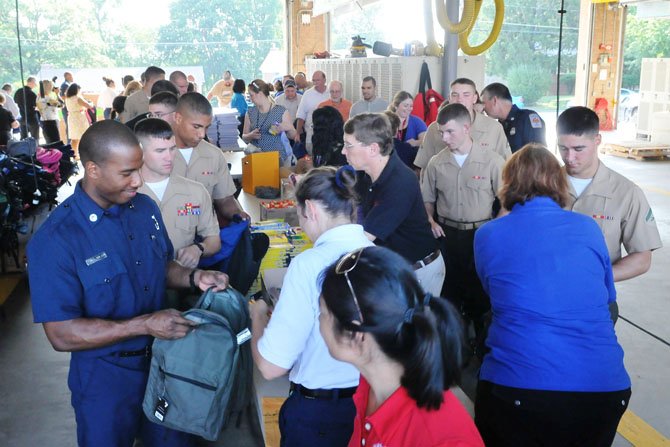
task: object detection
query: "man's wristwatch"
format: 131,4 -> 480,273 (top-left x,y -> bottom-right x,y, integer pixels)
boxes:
189,269 -> 199,290
194,242 -> 205,253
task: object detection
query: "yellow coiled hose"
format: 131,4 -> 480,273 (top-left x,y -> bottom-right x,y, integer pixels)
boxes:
459,0 -> 505,55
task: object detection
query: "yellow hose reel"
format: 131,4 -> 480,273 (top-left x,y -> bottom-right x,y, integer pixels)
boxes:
426,0 -> 505,56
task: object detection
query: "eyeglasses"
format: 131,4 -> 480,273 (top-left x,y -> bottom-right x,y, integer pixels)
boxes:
148,110 -> 175,119
343,141 -> 368,151
335,248 -> 366,325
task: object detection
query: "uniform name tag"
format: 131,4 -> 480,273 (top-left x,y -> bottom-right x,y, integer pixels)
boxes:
85,252 -> 108,266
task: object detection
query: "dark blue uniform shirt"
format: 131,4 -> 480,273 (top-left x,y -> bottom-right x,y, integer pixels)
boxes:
28,182 -> 173,358
355,151 -> 437,263
501,105 -> 546,153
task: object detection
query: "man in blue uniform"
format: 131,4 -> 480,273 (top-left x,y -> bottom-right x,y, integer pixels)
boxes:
481,82 -> 546,153
27,120 -> 229,447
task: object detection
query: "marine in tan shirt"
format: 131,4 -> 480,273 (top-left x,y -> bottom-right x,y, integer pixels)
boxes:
415,107 -> 510,171
172,92 -> 249,223
558,106 -> 662,283
420,103 -> 503,333
135,118 -> 221,268
566,163 -> 662,265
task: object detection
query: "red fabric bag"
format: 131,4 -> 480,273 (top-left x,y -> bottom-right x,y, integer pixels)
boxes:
412,62 -> 445,126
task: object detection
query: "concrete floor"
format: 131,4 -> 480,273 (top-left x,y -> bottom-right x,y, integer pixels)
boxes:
0,134 -> 668,446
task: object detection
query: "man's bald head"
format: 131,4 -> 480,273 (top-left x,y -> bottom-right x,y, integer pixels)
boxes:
175,92 -> 213,118
80,120 -> 141,166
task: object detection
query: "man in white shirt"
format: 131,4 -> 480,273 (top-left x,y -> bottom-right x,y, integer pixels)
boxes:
1,84 -> 20,119
295,71 -> 329,153
274,79 -> 302,122
350,76 -> 388,117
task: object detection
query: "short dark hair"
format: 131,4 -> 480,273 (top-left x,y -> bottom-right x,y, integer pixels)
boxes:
80,120 -> 140,165
65,83 -> 80,98
144,66 -> 165,83
176,92 -> 212,117
248,79 -> 270,97
2,83 -> 11,92
362,76 -> 376,87
436,103 -> 471,126
149,91 -> 178,108
320,246 -> 464,410
232,79 -> 246,94
122,75 -> 134,87
556,106 -> 599,137
169,70 -> 187,83
134,117 -> 174,143
295,166 -> 357,218
151,80 -> 179,96
500,143 -> 569,210
481,82 -> 512,102
344,113 -> 394,156
450,77 -> 477,90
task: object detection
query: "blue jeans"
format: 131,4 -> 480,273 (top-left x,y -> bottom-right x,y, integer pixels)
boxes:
278,389 -> 355,447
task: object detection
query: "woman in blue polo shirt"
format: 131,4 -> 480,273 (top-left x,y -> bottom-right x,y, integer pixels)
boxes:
250,166 -> 374,446
473,144 -> 631,447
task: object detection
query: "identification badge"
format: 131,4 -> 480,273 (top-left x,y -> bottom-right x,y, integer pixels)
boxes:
237,328 -> 252,345
85,252 -> 107,266
154,398 -> 169,422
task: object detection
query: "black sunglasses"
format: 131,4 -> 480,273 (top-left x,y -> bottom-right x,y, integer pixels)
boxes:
334,248 -> 366,325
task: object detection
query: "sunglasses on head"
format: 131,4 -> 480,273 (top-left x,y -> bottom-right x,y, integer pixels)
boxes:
334,247 -> 366,325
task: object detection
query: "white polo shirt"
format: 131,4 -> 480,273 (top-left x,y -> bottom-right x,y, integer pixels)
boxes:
258,224 -> 373,389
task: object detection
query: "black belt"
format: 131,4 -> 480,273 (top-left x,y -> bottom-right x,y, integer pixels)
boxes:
438,217 -> 491,231
117,346 -> 152,358
412,249 -> 441,270
289,382 -> 357,400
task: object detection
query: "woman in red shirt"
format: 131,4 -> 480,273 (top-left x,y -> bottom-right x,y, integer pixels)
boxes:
319,246 -> 484,447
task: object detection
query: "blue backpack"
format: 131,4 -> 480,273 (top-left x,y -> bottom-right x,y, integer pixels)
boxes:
143,287 -> 252,441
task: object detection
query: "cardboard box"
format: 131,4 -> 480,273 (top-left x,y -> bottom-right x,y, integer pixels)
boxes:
260,200 -> 299,227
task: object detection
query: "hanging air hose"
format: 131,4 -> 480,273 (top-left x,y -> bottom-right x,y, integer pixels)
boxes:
435,0 -> 476,34
425,0 -> 505,57
459,0 -> 505,55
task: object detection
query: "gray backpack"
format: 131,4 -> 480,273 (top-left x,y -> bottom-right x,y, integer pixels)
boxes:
143,287 -> 252,441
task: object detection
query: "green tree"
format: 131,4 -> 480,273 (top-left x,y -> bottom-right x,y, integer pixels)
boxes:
469,0 -> 580,97
622,11 -> 670,89
156,0 -> 283,89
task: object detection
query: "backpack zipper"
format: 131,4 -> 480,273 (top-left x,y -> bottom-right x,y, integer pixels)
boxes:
160,368 -> 217,391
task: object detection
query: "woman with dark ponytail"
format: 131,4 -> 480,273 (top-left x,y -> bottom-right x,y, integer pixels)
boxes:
250,166 -> 374,447
319,246 -> 484,447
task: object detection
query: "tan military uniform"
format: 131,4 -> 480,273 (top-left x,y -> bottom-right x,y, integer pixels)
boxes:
414,112 -> 511,170
120,90 -> 149,123
567,162 -> 662,263
140,175 -> 219,254
470,111 -> 511,161
414,121 -> 444,169
173,139 -> 236,200
421,141 -> 504,223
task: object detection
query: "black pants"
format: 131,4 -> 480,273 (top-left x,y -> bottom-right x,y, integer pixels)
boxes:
20,120 -> 40,141
41,120 -> 60,144
440,225 -> 490,328
475,380 -> 631,447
